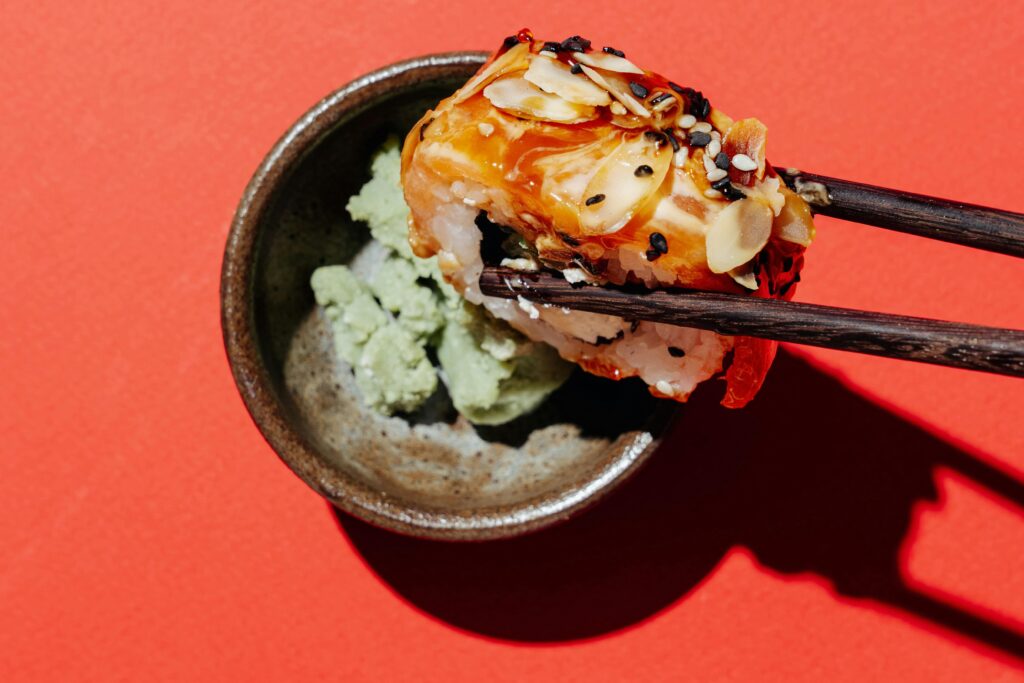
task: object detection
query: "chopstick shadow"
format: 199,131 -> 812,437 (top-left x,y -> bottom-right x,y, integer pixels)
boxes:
332,352 -> 1024,663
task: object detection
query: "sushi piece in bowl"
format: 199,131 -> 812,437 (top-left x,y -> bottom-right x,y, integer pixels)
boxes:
403,29 -> 816,407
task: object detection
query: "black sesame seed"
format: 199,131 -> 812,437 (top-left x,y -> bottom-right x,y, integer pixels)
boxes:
649,232 -> 668,254
585,194 -> 606,206
560,35 -> 591,52
778,280 -> 795,297
644,130 -> 667,146
694,97 -> 711,119
650,92 -> 673,106
688,131 -> 712,147
782,257 -> 794,272
541,41 -> 560,53
714,152 -> 731,170
602,46 -> 626,57
768,280 -> 776,295
645,248 -> 661,261
570,62 -> 582,74
668,347 -> 686,358
665,129 -> 680,152
667,81 -> 686,95
711,177 -> 746,200
794,273 -> 801,283
557,231 -> 580,246
629,81 -> 649,99
722,185 -> 746,201
502,35 -> 520,49
630,319 -> 640,332
634,164 -> 654,177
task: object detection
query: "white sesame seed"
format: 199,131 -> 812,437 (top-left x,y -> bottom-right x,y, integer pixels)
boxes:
692,122 -> 712,133
704,188 -> 724,199
500,256 -> 538,272
711,130 -> 721,141
672,148 -> 689,168
477,122 -> 495,137
655,380 -> 674,395
517,295 -> 541,320
676,113 -> 697,129
706,139 -> 721,159
707,167 -> 728,182
539,50 -> 556,58
610,101 -> 627,116
562,268 -> 590,284
731,153 -> 758,171
703,153 -> 717,174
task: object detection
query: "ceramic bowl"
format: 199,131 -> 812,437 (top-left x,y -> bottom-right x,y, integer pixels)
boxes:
221,52 -> 674,540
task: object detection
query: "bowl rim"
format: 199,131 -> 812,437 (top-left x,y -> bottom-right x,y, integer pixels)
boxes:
220,51 -> 669,540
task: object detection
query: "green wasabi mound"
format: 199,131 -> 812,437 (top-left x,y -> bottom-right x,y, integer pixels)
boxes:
347,141 -> 437,279
310,137 -> 571,423
438,302 -> 572,426
311,266 -> 436,415
369,256 -> 445,340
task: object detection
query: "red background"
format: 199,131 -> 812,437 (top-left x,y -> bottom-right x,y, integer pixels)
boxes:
3,1 -> 1023,679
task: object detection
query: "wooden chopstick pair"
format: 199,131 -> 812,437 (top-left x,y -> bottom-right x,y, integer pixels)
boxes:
478,169 -> 1024,378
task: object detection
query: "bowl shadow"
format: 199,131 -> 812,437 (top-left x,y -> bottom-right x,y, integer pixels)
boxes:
334,351 -> 1024,663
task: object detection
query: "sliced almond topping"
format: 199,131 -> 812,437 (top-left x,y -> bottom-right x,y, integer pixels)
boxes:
773,187 -> 816,247
728,263 -> 759,290
453,42 -> 530,104
607,112 -> 651,129
722,118 -> 768,187
523,55 -> 611,107
572,51 -> 645,74
705,198 -> 773,273
579,133 -> 671,235
708,108 -> 734,134
578,65 -> 651,117
483,75 -> 597,123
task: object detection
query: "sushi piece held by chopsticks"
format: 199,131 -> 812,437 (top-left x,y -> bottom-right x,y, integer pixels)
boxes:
402,29 -> 815,407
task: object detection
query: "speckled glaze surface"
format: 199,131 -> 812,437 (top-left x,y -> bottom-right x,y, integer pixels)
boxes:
220,52 -> 675,540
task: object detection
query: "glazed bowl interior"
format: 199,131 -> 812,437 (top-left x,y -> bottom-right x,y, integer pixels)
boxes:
222,52 -> 673,540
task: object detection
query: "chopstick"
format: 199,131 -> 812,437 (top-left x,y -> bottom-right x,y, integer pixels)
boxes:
775,168 -> 1024,258
478,267 -> 1024,378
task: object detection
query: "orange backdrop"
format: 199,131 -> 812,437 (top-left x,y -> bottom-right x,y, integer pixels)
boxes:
3,0 -> 1023,680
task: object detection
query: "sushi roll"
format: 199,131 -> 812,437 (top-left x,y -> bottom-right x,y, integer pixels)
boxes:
401,30 -> 816,407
